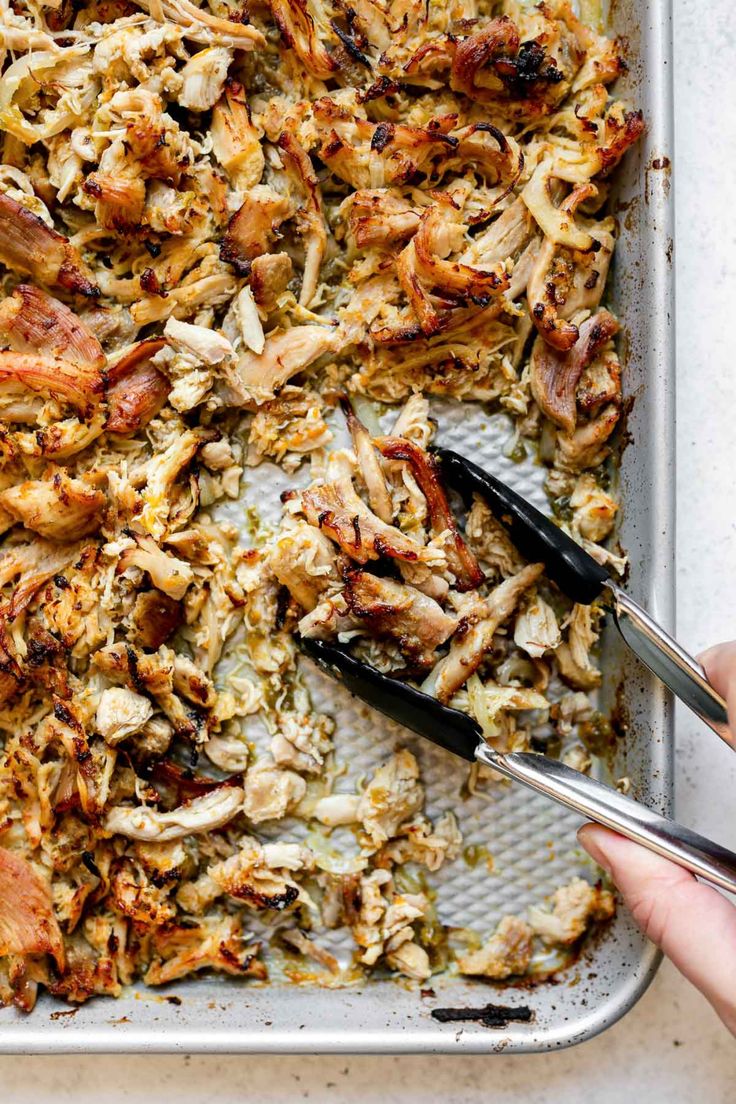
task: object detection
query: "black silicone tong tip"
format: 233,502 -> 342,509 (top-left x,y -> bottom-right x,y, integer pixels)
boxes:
432,447 -> 609,607
299,638 -> 481,762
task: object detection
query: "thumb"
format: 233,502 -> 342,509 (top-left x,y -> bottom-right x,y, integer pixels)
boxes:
578,824 -> 736,1035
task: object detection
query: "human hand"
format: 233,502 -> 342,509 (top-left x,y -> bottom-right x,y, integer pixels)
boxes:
578,640 -> 736,1036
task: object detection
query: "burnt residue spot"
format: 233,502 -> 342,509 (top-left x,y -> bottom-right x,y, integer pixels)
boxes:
50,1007 -> 79,1021
274,585 -> 290,631
140,267 -> 166,297
330,19 -> 371,67
371,122 -> 394,153
494,40 -> 563,99
81,850 -> 101,879
165,995 -> 182,1006
651,156 -> 670,170
431,1002 -> 534,1029
358,76 -> 400,104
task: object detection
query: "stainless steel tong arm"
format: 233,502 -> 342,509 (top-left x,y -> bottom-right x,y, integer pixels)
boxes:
605,583 -> 732,749
475,744 -> 736,894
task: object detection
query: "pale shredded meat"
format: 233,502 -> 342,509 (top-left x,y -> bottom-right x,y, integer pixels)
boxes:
0,0 -> 632,1007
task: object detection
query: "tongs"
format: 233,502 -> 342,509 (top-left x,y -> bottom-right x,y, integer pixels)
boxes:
301,447 -> 736,894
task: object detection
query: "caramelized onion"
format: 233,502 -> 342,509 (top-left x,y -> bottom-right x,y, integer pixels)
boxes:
0,191 -> 98,298
0,285 -> 104,368
0,351 -> 104,418
106,339 -> 171,434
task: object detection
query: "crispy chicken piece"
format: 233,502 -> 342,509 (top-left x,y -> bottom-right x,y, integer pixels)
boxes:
133,0 -> 265,47
312,792 -> 361,827
348,867 -> 431,979
450,11 -> 582,120
83,171 -> 146,234
525,186 -> 615,351
0,191 -> 98,298
271,709 -> 333,774
138,427 -> 212,539
297,593 -> 358,640
343,570 -> 456,666
236,324 -> 337,405
395,202 -> 509,338
208,838 -> 311,909
268,0 -> 338,79
300,476 -> 441,566
0,539 -> 80,621
576,345 -> 622,415
530,310 -> 619,432
458,915 -> 534,978
378,436 -> 484,591
445,123 -> 524,202
0,847 -> 65,971
0,473 -> 105,541
145,915 -> 265,986
357,749 -> 424,848
423,563 -> 545,702
569,473 -> 618,543
343,189 -> 420,250
250,252 -> 294,313
0,286 -> 104,368
313,97 -> 458,190
211,79 -> 264,189
106,339 -> 171,435
130,589 -> 183,649
220,186 -> 291,276
156,318 -> 234,412
466,677 -> 548,746
105,785 -> 244,841
235,286 -> 265,355
109,858 -> 177,928
528,877 -> 614,945
93,643 -> 207,739
118,535 -> 194,601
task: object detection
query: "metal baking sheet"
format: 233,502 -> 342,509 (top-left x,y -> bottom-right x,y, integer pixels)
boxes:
0,0 -> 674,1053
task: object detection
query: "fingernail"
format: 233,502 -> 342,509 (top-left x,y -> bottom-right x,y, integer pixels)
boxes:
577,826 -> 613,874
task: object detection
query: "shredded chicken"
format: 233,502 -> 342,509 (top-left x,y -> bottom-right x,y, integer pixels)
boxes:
423,564 -> 545,702
458,915 -> 534,979
357,750 -> 424,849
528,877 -> 615,945
0,0 -> 631,1007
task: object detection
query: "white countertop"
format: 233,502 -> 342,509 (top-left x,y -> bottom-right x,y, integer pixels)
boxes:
2,0 -> 735,1096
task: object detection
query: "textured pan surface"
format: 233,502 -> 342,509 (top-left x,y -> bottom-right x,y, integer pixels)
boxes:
0,0 -> 674,1053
